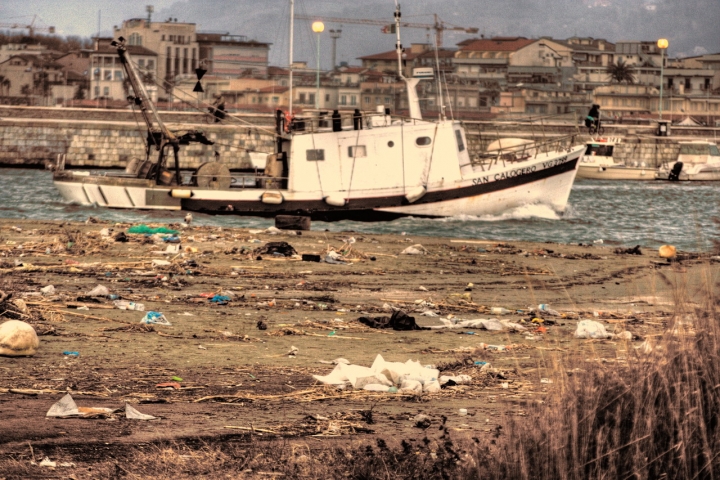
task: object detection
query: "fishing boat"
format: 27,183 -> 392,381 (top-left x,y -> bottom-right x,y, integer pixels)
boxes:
655,140 -> 720,181
53,3 -> 584,221
576,138 -> 653,180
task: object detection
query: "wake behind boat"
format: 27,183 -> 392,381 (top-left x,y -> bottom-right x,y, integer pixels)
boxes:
53,3 -> 584,221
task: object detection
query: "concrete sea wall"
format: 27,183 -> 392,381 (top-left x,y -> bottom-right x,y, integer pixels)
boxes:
0,106 -> 718,169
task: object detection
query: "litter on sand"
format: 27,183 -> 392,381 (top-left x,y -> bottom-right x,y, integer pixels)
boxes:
313,354 -> 465,394
46,394 -> 157,420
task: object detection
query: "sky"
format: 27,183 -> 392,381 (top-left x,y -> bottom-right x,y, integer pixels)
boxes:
3,0 -> 719,69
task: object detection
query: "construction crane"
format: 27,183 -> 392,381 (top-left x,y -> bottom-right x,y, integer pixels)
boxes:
294,14 -> 478,48
0,15 -> 55,37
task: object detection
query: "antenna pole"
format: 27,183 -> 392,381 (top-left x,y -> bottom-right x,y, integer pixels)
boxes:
288,0 -> 294,116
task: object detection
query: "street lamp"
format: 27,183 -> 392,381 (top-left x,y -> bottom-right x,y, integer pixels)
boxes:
312,21 -> 324,109
657,38 -> 668,120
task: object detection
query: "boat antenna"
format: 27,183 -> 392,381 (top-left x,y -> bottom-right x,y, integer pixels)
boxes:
433,32 -> 445,120
393,1 -> 422,120
288,0 -> 294,116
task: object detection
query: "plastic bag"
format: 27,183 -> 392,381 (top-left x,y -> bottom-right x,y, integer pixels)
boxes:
141,311 -> 171,325
574,319 -> 611,339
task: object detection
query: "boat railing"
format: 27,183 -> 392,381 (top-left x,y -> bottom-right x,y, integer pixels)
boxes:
181,170 -> 288,190
471,133 -> 578,171
288,110 -> 430,134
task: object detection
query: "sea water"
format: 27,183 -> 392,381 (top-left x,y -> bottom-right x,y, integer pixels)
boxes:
0,168 -> 718,252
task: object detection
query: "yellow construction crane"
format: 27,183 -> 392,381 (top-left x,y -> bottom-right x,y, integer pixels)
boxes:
294,14 -> 478,48
0,15 -> 55,37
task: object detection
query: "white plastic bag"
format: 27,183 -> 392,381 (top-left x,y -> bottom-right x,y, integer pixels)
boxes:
574,320 -> 611,339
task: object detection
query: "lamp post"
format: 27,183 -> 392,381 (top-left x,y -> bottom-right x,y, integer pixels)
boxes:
312,21 -> 324,109
657,38 -> 668,120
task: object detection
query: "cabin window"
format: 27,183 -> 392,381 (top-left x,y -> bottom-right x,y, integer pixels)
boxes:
416,137 -> 432,146
455,130 -> 465,152
306,149 -> 325,161
348,145 -> 367,158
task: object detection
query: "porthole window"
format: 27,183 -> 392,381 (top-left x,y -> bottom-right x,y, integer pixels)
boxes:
388,141 -> 394,148
416,137 -> 432,146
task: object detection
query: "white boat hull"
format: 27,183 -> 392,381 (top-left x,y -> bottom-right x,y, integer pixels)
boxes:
53,146 -> 583,220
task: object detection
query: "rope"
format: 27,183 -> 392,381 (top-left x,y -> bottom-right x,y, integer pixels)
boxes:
400,121 -> 406,195
421,124 -> 440,186
308,130 -> 324,198
345,127 -> 363,204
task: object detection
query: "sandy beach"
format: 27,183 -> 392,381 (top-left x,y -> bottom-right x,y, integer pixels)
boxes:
0,217 -> 716,475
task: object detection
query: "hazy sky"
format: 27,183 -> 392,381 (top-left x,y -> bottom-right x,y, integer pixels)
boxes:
3,0 -> 718,69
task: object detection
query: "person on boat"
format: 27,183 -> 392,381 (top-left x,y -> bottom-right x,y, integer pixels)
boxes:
353,109 -> 363,131
332,110 -> 342,132
585,104 -> 600,130
210,95 -> 226,123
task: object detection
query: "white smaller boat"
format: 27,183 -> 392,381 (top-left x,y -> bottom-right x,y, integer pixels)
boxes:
655,141 -> 720,181
577,138 -> 653,180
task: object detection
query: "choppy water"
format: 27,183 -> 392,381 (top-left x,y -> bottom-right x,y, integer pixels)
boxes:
1,168 -> 718,252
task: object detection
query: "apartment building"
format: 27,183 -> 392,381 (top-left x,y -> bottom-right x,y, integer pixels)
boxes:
197,33 -> 270,77
88,38 -> 157,101
113,18 -> 199,97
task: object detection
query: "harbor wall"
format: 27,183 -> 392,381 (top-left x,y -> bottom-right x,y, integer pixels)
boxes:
0,105 -> 717,169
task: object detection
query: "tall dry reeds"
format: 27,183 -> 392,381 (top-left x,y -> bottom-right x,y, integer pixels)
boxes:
465,266 -> 720,479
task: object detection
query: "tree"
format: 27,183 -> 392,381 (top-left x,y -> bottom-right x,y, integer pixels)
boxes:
607,59 -> 636,84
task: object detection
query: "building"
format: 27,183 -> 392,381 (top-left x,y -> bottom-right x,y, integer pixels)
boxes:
0,54 -> 64,104
113,18 -> 199,97
453,37 -> 535,82
358,44 -> 430,77
89,38 -> 157,101
197,33 -> 270,77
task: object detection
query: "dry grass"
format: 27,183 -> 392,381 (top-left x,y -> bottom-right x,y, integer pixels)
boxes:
462,264 -> 720,479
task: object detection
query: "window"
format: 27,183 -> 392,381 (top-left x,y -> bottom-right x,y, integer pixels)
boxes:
114,70 -> 123,81
103,56 -> 113,68
350,95 -> 357,105
105,70 -> 112,80
455,130 -> 465,152
94,86 -> 99,96
325,94 -> 330,102
147,60 -> 154,70
340,95 -> 347,105
272,96 -> 279,104
299,93 -> 306,104
364,96 -> 370,104
308,93 -> 315,105
416,137 -> 432,146
348,145 -> 367,158
138,59 -> 145,68
103,86 -> 109,96
306,149 -> 325,161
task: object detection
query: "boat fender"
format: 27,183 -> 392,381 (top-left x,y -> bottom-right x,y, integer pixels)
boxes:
404,186 -> 427,204
668,161 -> 683,181
170,189 -> 194,199
261,192 -> 284,205
324,195 -> 346,207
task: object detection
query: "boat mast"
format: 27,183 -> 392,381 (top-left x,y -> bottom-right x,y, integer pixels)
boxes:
288,0 -> 294,116
394,1 -> 422,120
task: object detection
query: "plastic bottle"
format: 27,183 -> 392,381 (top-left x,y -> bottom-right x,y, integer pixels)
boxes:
490,307 -> 511,315
129,302 -> 145,312
537,304 -> 560,316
